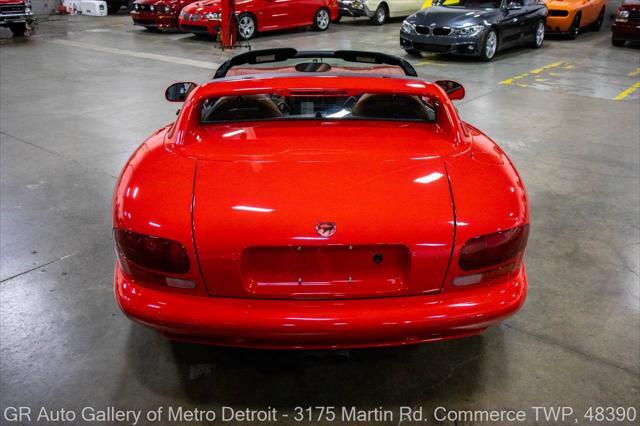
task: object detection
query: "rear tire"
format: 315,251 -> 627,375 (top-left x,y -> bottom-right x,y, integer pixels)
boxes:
371,4 -> 387,25
9,23 -> 26,36
567,12 -> 580,40
590,7 -> 605,32
237,13 -> 257,40
312,8 -> 330,31
611,37 -> 625,47
530,20 -> 544,48
480,28 -> 498,61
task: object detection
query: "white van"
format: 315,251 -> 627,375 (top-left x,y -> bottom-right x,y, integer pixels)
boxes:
337,0 -> 427,24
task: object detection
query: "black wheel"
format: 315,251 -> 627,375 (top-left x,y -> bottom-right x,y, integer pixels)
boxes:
237,13 -> 257,40
480,28 -> 498,61
568,12 -> 580,39
9,23 -> 26,36
333,15 -> 342,23
370,4 -> 387,25
312,8 -> 330,31
404,48 -> 422,57
107,3 -> 121,14
611,37 -> 625,47
530,20 -> 545,48
590,7 -> 605,32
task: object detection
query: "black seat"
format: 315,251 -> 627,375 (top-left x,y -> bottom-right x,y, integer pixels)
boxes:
204,95 -> 283,121
351,94 -> 432,120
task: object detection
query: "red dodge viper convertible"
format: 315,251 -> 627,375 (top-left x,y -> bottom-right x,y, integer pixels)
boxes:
113,49 -> 529,349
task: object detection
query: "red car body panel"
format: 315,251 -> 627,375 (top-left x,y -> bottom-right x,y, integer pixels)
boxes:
115,264 -> 526,349
178,0 -> 339,36
131,0 -> 199,29
113,73 -> 529,349
612,0 -> 640,42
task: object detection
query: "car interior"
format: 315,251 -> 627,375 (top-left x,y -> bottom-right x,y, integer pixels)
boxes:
200,94 -> 437,122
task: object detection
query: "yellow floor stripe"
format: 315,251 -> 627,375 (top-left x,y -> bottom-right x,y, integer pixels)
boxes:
414,59 -> 446,67
628,68 -> 640,77
501,61 -> 564,85
530,61 -> 564,74
614,81 -> 640,101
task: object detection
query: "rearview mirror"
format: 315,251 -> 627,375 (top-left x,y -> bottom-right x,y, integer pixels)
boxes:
435,80 -> 465,100
165,82 -> 197,102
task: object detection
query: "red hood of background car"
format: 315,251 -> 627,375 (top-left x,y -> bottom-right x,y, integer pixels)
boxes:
134,0 -> 186,5
182,0 -> 220,12
0,0 -> 25,4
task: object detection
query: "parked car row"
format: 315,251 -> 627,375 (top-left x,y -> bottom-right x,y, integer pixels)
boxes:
107,0 -> 639,58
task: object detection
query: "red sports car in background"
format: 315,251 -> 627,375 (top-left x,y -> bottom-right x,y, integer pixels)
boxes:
612,0 -> 640,46
178,0 -> 338,39
113,49 -> 529,349
131,0 -> 198,30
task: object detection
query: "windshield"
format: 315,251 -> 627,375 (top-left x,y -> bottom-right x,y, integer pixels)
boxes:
214,49 -> 417,78
435,0 -> 502,8
200,93 -> 437,123
225,58 -> 408,78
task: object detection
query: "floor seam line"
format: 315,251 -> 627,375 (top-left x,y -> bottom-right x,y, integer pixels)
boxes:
0,131 -> 62,157
503,322 -> 639,375
0,253 -> 77,284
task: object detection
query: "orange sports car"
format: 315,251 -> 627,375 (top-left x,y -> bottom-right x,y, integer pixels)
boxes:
545,0 -> 607,39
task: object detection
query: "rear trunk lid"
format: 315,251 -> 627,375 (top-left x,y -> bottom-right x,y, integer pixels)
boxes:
189,121 -> 455,299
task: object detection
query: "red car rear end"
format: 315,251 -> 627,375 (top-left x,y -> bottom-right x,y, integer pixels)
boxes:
113,50 -> 529,349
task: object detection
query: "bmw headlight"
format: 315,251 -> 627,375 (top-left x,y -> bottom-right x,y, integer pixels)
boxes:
353,0 -> 364,9
134,3 -> 140,11
616,9 -> 629,22
149,5 -> 155,11
205,12 -> 221,20
401,20 -> 415,34
163,5 -> 171,13
453,25 -> 485,37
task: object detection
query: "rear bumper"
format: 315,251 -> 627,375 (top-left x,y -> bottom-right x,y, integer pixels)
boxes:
131,11 -> 177,28
115,263 -> 527,349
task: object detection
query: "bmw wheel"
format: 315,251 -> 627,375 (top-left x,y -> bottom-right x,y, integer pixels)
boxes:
312,8 -> 330,31
480,29 -> 498,61
568,12 -> 580,40
371,4 -> 387,25
531,20 -> 544,48
590,7 -> 605,32
237,13 -> 257,40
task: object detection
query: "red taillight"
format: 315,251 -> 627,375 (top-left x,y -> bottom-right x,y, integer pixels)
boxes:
459,225 -> 529,271
114,229 -> 190,274
454,224 -> 529,286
